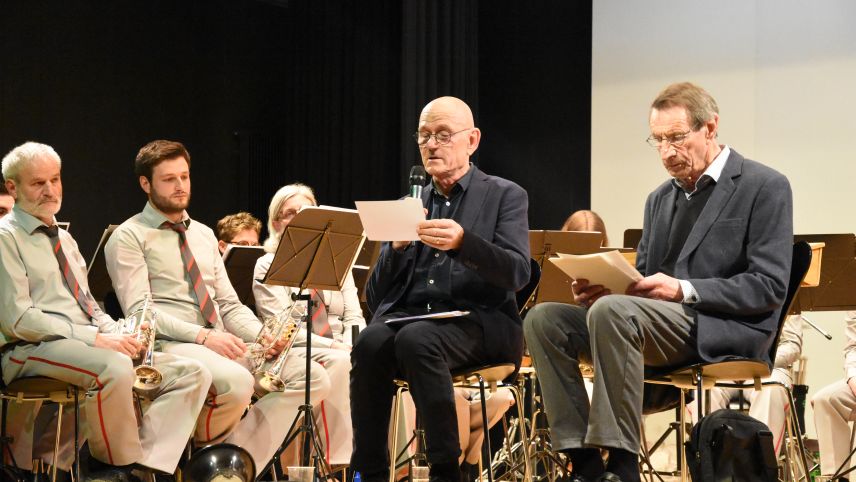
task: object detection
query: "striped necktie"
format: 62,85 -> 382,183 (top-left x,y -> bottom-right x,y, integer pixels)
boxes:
309,289 -> 332,338
37,225 -> 96,318
162,221 -> 217,326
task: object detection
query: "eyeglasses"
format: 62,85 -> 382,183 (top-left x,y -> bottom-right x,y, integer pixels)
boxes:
646,130 -> 693,150
413,128 -> 472,146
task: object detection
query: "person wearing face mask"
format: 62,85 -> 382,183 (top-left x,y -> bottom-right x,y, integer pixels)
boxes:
524,82 -> 793,482
252,183 -> 364,467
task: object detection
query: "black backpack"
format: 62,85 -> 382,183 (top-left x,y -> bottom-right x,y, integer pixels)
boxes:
685,409 -> 779,482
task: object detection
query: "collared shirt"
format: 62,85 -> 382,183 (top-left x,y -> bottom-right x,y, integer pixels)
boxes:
106,202 -> 261,343
253,253 -> 366,347
671,145 -> 731,304
0,205 -> 119,349
844,311 -> 856,380
673,145 -> 731,199
401,165 -> 475,312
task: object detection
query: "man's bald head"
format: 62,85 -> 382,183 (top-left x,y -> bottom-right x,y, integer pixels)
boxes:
419,96 -> 475,130
416,96 -> 481,193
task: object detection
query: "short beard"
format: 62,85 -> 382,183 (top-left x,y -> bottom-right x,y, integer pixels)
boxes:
149,190 -> 189,215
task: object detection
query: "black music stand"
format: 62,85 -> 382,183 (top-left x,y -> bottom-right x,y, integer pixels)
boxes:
87,225 -> 119,301
222,245 -> 266,309
260,206 -> 365,473
528,230 -> 604,305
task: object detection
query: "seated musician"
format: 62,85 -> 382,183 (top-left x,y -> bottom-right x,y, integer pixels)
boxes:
215,211 -> 262,255
0,182 -> 13,218
252,182 -> 364,467
524,82 -> 793,482
105,140 -> 331,475
561,209 -> 609,246
350,96 -> 531,482
812,311 -> 856,479
0,142 -> 210,480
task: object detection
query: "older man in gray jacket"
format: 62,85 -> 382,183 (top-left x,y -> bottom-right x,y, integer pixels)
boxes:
524,82 -> 793,482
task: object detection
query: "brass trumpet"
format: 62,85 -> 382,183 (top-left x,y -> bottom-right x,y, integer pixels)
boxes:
123,294 -> 163,397
248,301 -> 306,396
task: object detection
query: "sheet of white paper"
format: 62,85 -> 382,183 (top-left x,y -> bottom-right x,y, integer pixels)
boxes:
355,198 -> 425,241
550,250 -> 643,295
384,310 -> 471,326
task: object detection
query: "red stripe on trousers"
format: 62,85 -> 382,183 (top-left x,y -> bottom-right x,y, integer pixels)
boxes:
205,393 -> 218,442
25,356 -> 114,464
320,400 -> 330,462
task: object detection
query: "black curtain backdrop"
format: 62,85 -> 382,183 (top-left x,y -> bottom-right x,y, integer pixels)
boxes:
0,0 -> 591,259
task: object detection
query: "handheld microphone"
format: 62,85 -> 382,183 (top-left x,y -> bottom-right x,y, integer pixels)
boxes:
408,165 -> 426,198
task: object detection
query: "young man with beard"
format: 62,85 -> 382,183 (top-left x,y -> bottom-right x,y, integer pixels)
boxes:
105,140 -> 331,476
0,142 -> 210,480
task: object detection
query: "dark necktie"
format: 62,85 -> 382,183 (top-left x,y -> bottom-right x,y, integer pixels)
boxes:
162,221 -> 217,326
309,289 -> 332,338
37,225 -> 96,318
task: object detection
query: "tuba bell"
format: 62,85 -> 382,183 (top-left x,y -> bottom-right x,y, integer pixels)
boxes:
178,443 -> 255,482
247,301 -> 306,396
123,294 -> 163,397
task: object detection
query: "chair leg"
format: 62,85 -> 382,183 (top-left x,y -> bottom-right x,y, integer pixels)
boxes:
780,382 -> 811,481
508,384 -> 532,481
0,397 -> 15,472
477,375 -> 494,482
52,403 -> 64,482
389,385 -> 405,482
74,387 -> 80,482
679,389 -> 687,482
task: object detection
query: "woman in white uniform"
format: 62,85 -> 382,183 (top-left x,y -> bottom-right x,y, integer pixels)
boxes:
253,183 -> 365,467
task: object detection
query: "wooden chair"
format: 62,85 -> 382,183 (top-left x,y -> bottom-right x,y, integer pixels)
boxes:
388,258 -> 541,482
645,241 -> 813,482
0,376 -> 81,482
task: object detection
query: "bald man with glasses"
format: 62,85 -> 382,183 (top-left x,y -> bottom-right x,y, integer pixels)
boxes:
349,96 -> 531,482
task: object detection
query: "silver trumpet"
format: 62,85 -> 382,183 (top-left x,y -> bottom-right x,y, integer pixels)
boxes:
123,294 -> 163,397
248,301 -> 306,396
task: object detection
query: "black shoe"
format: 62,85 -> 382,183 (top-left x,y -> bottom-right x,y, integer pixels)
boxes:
596,472 -> 622,482
84,467 -> 136,482
358,470 -> 390,482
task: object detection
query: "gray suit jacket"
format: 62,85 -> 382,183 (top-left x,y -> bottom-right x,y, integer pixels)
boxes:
636,149 -> 793,366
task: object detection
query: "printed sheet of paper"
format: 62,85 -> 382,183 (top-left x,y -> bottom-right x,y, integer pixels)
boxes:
549,250 -> 643,295
355,198 -> 425,241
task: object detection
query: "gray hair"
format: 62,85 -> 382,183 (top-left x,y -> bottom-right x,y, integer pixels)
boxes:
650,82 -> 719,131
263,183 -> 317,252
2,142 -> 62,182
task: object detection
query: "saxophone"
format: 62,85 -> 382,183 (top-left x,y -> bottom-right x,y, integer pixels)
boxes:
248,302 -> 306,396
123,294 -> 163,397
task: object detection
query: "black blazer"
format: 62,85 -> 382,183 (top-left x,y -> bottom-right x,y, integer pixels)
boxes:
366,165 -> 531,364
636,149 -> 793,367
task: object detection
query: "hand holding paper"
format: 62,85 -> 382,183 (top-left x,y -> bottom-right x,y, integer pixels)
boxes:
625,272 -> 684,302
549,250 -> 643,297
356,198 -> 426,241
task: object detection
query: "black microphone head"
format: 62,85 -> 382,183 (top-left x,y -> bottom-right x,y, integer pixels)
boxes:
409,164 -> 426,185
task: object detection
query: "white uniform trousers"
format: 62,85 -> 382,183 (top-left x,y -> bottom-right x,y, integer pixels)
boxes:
1,339 -> 210,473
298,347 -> 352,465
160,342 -> 331,476
811,379 -> 856,475
703,368 -> 793,455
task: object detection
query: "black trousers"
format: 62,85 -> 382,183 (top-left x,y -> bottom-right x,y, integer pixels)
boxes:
349,313 -> 488,472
